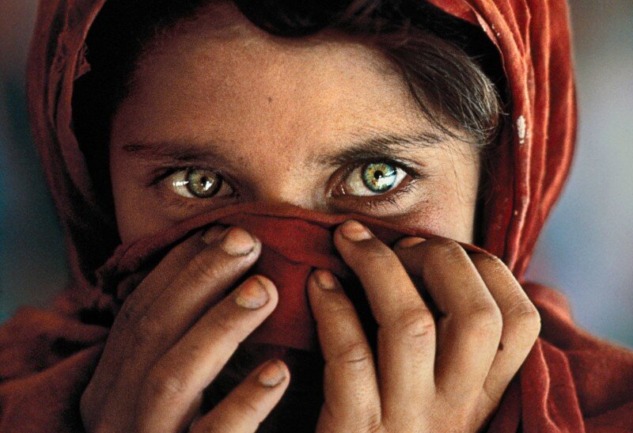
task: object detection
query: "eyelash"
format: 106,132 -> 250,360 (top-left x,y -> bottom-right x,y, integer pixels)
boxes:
149,159 -> 423,211
148,165 -> 238,208
330,158 -> 422,209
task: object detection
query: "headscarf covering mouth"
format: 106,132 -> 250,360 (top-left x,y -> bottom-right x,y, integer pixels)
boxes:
9,3 -> 633,433
95,202 -> 487,352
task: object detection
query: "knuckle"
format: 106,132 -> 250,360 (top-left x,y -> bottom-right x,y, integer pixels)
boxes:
473,253 -> 513,282
474,252 -> 504,266
509,299 -> 541,338
358,249 -> 396,271
426,238 -> 467,265
390,307 -> 435,340
364,243 -> 395,261
331,341 -> 374,372
118,297 -> 141,326
134,314 -> 164,346
186,251 -> 224,283
472,252 -> 508,275
144,364 -> 190,404
465,303 -> 503,338
360,247 -> 403,275
362,416 -> 385,433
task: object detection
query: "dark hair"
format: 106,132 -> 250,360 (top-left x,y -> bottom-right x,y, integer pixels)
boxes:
72,0 -> 505,209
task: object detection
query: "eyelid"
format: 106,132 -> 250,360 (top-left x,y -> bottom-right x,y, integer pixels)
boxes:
149,165 -> 238,200
146,159 -> 424,215
328,158 -> 424,204
149,164 -> 225,186
332,177 -> 420,214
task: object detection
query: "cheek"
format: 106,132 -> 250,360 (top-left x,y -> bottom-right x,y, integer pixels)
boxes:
109,155 -> 168,243
441,152 -> 480,242
387,159 -> 480,243
386,200 -> 475,243
111,182 -> 145,243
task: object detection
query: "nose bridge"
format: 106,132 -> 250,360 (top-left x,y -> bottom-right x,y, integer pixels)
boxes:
251,172 -> 320,209
236,129 -> 324,210
241,149 -> 320,209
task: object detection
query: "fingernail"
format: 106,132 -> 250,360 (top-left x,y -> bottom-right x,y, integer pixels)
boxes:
220,227 -> 257,256
340,220 -> 372,241
257,360 -> 286,387
395,237 -> 426,249
235,277 -> 270,309
313,269 -> 337,290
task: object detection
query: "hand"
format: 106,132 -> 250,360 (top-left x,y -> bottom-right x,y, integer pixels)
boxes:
308,220 -> 540,433
81,226 -> 290,433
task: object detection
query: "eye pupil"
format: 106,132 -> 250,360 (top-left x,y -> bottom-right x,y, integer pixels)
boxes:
186,168 -> 222,198
362,162 -> 397,193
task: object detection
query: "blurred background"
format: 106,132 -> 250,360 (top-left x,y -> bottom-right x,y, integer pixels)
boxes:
1,0 -> 632,348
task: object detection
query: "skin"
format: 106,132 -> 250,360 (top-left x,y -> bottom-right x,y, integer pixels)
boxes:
81,4 -> 541,432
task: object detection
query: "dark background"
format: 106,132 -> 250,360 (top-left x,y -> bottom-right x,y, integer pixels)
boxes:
1,0 -> 632,348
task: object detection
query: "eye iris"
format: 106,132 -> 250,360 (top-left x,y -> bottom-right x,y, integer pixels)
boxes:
361,162 -> 397,193
186,169 -> 221,198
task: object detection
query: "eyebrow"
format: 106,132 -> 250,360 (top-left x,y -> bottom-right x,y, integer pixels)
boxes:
120,140 -> 232,166
315,131 -> 444,167
119,130 -> 444,167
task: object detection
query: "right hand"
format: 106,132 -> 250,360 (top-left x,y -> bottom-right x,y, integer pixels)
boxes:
80,226 -> 290,433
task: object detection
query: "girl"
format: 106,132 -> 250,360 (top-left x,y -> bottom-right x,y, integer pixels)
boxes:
1,0 -> 632,432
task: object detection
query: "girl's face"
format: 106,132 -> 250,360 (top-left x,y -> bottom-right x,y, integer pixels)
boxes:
109,6 -> 481,244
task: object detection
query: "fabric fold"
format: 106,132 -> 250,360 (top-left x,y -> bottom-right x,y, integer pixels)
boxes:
2,208 -> 633,431
97,204 -> 481,351
3,0 -> 631,431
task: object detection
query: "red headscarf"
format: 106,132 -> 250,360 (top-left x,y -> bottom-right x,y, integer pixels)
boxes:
1,0 -> 632,432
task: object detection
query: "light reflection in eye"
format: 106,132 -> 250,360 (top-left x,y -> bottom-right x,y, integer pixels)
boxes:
343,162 -> 407,196
161,161 -> 411,207
168,168 -> 232,198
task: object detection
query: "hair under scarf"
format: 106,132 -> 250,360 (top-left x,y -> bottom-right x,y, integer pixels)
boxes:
26,0 -> 576,286
1,1 -> 633,432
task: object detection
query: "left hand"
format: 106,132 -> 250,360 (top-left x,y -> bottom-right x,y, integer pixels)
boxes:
307,220 -> 540,433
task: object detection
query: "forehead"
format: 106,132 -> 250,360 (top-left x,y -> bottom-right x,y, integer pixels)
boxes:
134,2 -> 394,82
112,4 -> 430,153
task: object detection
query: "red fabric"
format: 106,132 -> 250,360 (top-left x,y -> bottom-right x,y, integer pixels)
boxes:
95,203 -> 484,351
3,208 -> 633,432
426,0 -> 577,277
1,0 -> 632,431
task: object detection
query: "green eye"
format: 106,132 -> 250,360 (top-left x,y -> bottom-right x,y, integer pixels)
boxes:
342,161 -> 407,197
169,168 -> 229,199
186,169 -> 221,197
361,162 -> 398,193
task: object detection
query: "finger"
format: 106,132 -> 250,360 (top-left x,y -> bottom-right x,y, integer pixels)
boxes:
189,360 -> 289,433
117,226 -> 261,379
394,237 -> 502,402
98,226 -> 229,371
136,275 -> 278,433
470,253 -> 540,403
83,226 -> 226,419
333,221 -> 436,422
307,269 -> 381,431
128,225 -> 229,313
